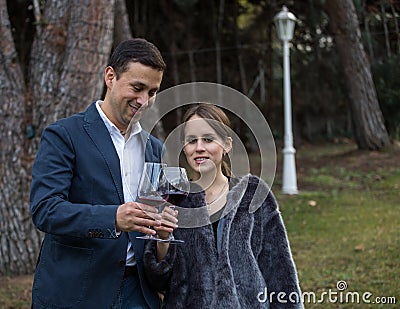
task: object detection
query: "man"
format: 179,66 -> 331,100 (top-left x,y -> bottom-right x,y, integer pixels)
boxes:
30,38 -> 174,308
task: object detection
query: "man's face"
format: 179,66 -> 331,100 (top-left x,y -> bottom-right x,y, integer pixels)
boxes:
104,62 -> 163,131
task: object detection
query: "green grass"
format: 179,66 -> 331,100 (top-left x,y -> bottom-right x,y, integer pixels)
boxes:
277,158 -> 400,308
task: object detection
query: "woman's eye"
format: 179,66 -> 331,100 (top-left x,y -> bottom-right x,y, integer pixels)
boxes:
186,138 -> 197,144
203,138 -> 214,143
134,86 -> 141,92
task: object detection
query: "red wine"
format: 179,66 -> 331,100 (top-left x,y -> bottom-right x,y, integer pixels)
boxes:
164,190 -> 187,205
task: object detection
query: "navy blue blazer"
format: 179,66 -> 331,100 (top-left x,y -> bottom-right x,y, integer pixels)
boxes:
30,102 -> 163,309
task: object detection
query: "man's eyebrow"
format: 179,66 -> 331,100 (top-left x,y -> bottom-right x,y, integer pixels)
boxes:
129,81 -> 146,87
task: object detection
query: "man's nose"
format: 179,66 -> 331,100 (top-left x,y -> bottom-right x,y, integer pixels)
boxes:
136,93 -> 149,106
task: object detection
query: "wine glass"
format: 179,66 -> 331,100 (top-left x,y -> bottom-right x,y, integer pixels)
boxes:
160,166 -> 189,244
136,162 -> 169,241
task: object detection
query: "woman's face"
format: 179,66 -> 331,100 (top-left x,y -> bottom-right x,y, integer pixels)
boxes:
183,115 -> 230,177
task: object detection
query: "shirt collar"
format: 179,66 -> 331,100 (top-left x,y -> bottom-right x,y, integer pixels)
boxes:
95,100 -> 142,138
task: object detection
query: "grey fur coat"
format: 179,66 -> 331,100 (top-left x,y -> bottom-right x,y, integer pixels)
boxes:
144,175 -> 303,308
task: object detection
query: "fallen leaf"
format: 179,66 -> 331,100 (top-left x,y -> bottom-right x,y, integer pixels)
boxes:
308,200 -> 317,207
354,244 -> 365,252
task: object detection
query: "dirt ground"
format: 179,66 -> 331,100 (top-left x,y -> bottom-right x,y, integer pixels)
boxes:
0,275 -> 32,307
293,140 -> 400,190
299,141 -> 400,171
1,141 -> 399,308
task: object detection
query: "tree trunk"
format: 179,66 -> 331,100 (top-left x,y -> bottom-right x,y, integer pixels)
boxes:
0,0 -> 34,275
364,15 -> 375,62
380,2 -> 392,58
390,3 -> 400,54
113,0 -> 131,46
233,0 -> 247,94
0,0 -> 114,275
213,0 -> 224,84
326,0 -> 390,150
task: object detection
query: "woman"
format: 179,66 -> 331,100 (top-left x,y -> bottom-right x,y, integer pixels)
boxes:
145,103 -> 303,308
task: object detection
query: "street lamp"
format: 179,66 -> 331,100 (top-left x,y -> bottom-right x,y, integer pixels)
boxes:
274,6 -> 298,194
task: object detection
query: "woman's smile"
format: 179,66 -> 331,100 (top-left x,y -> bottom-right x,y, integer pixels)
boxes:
194,156 -> 209,164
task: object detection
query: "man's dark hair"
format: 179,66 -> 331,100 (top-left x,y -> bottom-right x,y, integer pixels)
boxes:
108,38 -> 166,79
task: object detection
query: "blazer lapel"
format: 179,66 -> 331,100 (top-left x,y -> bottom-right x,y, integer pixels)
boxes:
83,103 -> 124,203
141,131 -> 154,162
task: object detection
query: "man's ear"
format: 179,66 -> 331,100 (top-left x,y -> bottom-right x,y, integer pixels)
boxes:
104,66 -> 115,88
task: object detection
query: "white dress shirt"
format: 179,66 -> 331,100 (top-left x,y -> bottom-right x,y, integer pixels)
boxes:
96,100 -> 144,266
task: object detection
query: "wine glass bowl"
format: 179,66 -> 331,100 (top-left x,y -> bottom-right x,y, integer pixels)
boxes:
163,167 -> 189,205
158,166 -> 189,244
136,162 -> 168,241
135,163 -> 188,244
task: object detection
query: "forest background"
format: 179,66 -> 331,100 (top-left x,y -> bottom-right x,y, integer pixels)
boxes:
0,0 -> 399,284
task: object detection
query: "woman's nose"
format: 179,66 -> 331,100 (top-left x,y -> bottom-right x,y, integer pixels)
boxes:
195,140 -> 205,151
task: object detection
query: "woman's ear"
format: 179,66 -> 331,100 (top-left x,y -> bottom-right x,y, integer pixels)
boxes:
224,137 -> 233,154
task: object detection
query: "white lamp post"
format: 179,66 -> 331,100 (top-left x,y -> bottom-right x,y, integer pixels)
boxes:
274,6 -> 298,194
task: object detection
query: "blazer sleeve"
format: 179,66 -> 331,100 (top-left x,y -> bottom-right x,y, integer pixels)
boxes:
30,123 -> 120,239
258,193 -> 304,308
